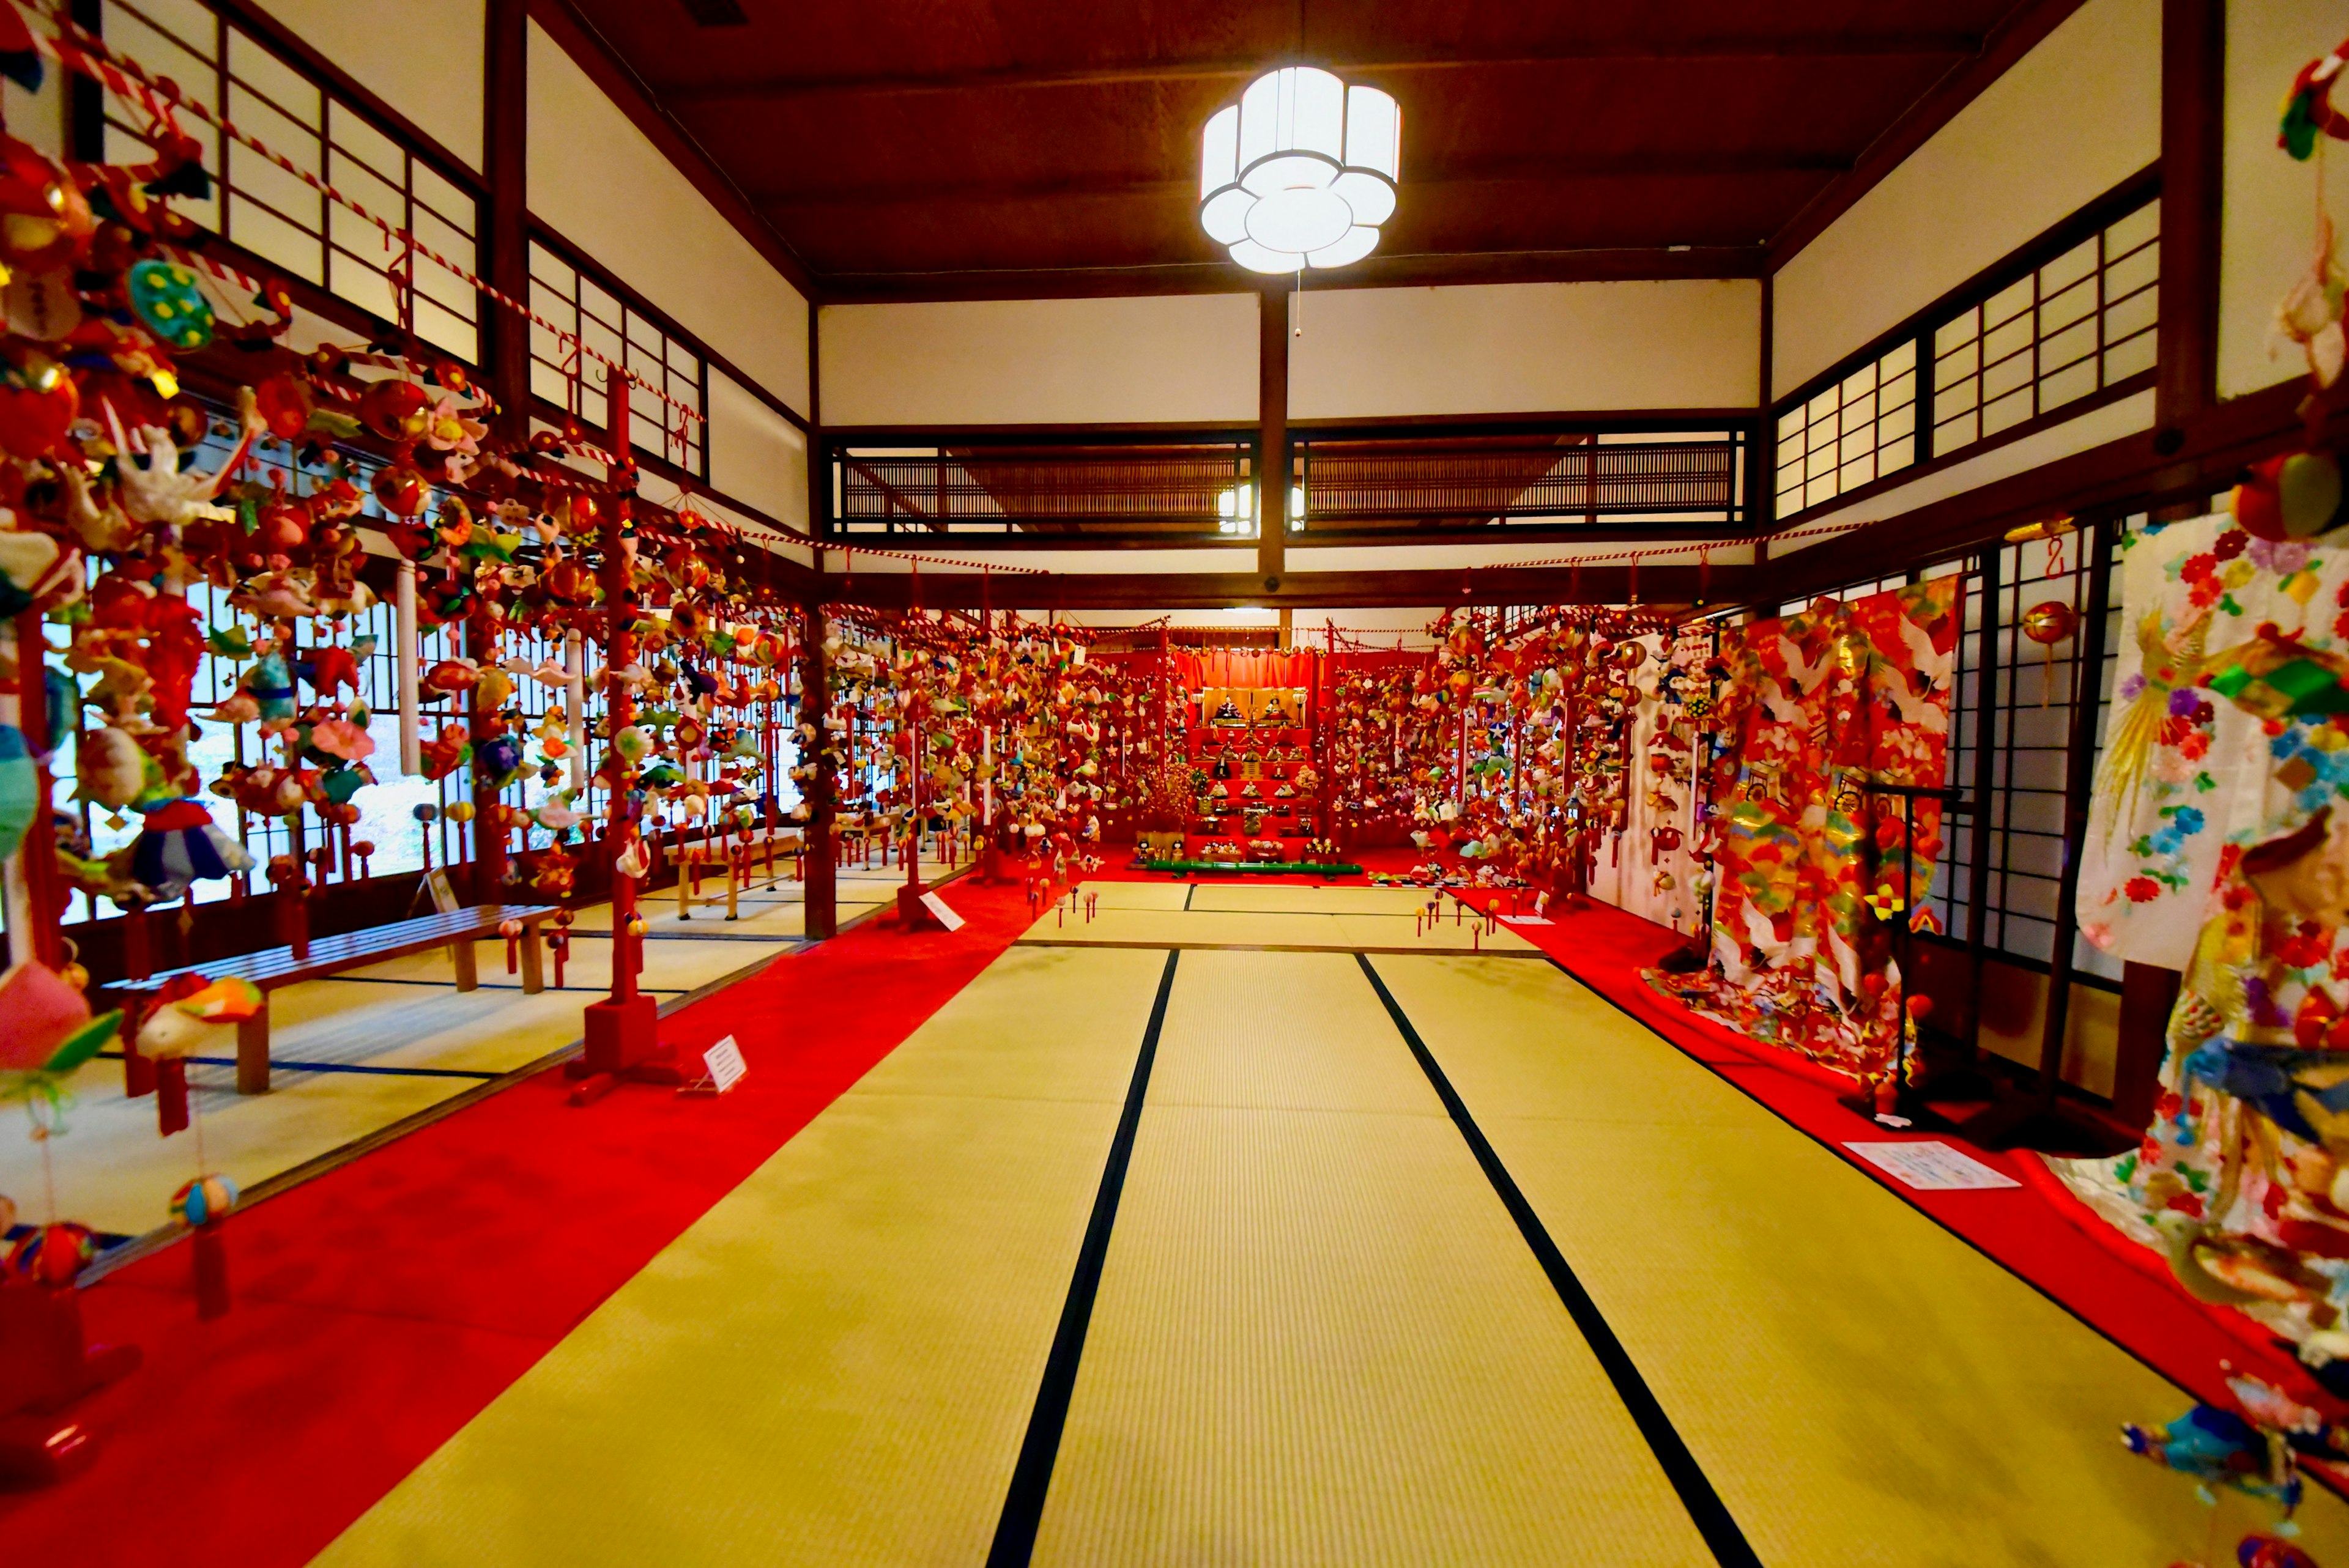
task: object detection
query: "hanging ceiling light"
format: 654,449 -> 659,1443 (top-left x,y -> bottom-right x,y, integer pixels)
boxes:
1199,67 -> 1400,275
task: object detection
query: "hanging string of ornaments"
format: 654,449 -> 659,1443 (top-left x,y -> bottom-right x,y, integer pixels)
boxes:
0,32 -> 820,1345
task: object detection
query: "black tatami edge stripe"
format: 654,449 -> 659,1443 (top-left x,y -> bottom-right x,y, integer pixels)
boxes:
1354,952 -> 1765,1568
1017,938 -> 1543,958
988,948 -> 1181,1568
1183,882 -> 1196,911
95,1049 -> 498,1081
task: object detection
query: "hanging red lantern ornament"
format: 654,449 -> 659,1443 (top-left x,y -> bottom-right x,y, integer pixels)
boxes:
371,463 -> 428,517
2022,599 -> 2077,708
358,377 -> 430,442
0,136 -> 95,273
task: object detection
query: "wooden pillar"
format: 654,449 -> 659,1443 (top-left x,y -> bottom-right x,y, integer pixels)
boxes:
2154,0 -> 2224,451
483,0 -> 529,449
465,0 -> 527,906
800,603 -> 837,939
1258,283 -> 1289,587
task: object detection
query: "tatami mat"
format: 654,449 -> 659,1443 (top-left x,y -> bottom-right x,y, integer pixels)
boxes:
1021,901 -> 1533,954
311,945 -> 1170,1567
1,1050 -> 478,1240
1366,953 -> 2349,1565
1185,882 -> 1445,916
1033,950 -> 1711,1566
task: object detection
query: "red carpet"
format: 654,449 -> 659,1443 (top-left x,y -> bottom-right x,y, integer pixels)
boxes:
1452,889 -> 2340,1426
0,871 -> 1042,1566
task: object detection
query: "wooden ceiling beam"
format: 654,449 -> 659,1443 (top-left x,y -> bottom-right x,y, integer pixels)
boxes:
803,564 -> 1750,611
752,153 -> 1850,211
817,245 -> 1767,303
664,35 -> 1984,105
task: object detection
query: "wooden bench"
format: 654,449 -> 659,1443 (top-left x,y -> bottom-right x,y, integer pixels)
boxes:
106,904 -> 562,1095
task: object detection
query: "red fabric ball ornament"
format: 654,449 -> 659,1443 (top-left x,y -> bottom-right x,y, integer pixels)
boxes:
2021,601 -> 2076,647
7,1221 -> 95,1287
2233,454 -> 2293,541
0,373 -> 76,459
253,372 -> 314,440
358,377 -> 429,442
371,465 -> 428,517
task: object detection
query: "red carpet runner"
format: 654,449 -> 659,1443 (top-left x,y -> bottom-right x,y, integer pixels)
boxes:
0,874 -> 1040,1565
1455,890 -> 2335,1423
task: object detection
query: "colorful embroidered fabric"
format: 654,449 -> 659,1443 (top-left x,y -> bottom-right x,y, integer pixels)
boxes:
2055,514 -> 2349,1359
2077,513 -> 2255,969
1647,582 -> 1958,1080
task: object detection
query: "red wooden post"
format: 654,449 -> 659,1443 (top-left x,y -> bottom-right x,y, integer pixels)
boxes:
571,374 -> 670,1099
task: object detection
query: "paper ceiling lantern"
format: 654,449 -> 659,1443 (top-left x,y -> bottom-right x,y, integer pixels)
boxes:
1200,68 -> 1400,274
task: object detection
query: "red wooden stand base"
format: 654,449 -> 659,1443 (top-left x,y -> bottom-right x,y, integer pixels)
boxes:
0,1283 -> 141,1487
566,996 -> 683,1106
896,883 -> 945,931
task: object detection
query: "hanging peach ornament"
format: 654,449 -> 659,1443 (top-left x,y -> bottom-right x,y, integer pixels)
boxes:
2021,599 -> 2077,709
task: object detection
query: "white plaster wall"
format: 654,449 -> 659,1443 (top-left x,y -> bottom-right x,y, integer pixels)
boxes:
2218,1 -> 2349,399
1772,0 -> 2161,399
251,0 -> 484,168
528,20 -> 809,415
819,294 -> 1260,427
708,369 -> 809,534
1290,279 -> 1761,417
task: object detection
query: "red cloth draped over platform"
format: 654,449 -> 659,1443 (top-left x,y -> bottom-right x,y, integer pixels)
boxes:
1173,650 -> 1317,689
1165,649 -> 1426,689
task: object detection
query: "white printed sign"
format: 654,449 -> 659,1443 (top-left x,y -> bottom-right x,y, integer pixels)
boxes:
1502,916 -> 1554,925
702,1035 -> 748,1095
1843,1141 -> 2019,1191
920,890 -> 966,931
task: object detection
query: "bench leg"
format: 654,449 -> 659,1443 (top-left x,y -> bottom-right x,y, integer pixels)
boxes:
236,1001 -> 270,1095
453,938 -> 479,992
520,924 -> 545,994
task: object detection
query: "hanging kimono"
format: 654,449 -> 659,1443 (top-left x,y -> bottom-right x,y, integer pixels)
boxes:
1649,580 -> 1959,1080
2052,516 -> 2349,1369
2076,513 -> 2260,969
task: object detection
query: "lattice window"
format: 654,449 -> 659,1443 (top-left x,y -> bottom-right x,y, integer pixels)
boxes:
1926,532 -> 2124,982
97,0 -> 482,362
1773,190 -> 2159,526
1774,339 -> 1917,517
528,240 -> 707,478
1931,202 -> 2159,453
